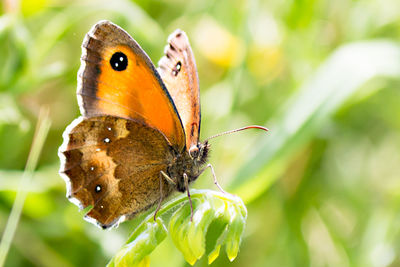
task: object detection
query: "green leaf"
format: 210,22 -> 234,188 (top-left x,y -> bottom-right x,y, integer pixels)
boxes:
107,218 -> 167,267
224,206 -> 246,261
206,214 -> 229,264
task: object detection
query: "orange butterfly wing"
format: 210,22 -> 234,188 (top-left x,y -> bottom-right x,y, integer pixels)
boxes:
158,30 -> 201,150
78,20 -> 185,151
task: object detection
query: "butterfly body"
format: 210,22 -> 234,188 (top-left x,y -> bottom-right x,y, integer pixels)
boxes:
167,141 -> 210,192
59,20 -> 209,228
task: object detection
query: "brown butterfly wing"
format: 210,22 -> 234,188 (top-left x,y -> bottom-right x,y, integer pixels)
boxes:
79,20 -> 185,151
158,30 -> 201,150
59,116 -> 175,228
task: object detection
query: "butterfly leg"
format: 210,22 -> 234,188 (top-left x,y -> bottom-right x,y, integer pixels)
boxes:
199,164 -> 227,194
160,170 -> 176,185
154,172 -> 165,221
183,173 -> 194,221
154,171 -> 178,221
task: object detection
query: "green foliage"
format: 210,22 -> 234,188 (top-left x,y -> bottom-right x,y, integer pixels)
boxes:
1,0 -> 400,266
230,41 -> 400,202
108,190 -> 247,266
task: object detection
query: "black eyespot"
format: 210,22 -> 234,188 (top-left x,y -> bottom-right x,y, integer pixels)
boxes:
172,61 -> 182,76
110,52 -> 128,71
95,185 -> 102,193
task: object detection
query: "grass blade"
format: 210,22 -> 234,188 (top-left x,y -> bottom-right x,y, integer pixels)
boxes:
229,41 -> 400,203
0,107 -> 51,266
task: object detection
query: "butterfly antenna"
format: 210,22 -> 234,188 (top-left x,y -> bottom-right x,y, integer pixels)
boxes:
205,125 -> 269,142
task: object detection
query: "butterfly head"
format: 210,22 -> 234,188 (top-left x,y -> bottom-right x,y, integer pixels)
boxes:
189,141 -> 209,165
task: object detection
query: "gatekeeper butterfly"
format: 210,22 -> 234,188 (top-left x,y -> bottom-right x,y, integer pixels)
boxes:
59,20 -> 268,229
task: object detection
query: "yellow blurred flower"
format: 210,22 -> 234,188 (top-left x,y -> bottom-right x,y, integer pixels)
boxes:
193,17 -> 245,68
247,43 -> 283,83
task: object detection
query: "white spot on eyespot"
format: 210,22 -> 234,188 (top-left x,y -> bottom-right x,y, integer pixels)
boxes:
119,56 -> 124,62
95,185 -> 101,193
115,62 -> 119,67
104,138 -> 110,143
107,127 -> 112,131
100,205 -> 104,209
90,166 -> 95,171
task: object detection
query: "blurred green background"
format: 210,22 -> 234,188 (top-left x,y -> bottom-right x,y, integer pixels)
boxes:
1,0 -> 400,266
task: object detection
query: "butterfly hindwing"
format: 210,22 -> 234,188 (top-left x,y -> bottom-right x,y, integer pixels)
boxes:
59,116 -> 175,228
158,30 -> 201,150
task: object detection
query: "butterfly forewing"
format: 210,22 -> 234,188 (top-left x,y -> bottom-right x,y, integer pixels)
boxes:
78,21 -> 186,151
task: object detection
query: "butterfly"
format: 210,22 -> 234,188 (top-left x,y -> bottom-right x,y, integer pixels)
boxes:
59,20 -> 267,229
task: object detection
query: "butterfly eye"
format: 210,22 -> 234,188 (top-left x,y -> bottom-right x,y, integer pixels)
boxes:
172,61 -> 182,76
189,145 -> 199,159
110,52 -> 128,71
